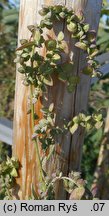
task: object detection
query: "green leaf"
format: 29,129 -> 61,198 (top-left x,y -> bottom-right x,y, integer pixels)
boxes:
97,114 -> 102,121
75,42 -> 87,51
43,76 -> 53,86
89,49 -> 98,58
83,24 -> 90,32
27,25 -> 36,32
21,53 -> 30,58
49,103 -> 54,112
16,41 -> 35,51
32,52 -> 43,61
77,30 -> 84,38
95,121 -> 103,129
52,54 -> 61,62
67,84 -> 75,92
87,30 -> 96,43
58,63 -> 74,82
58,72 -> 68,82
41,20 -> 53,29
67,76 -> 80,92
25,66 -> 33,73
79,113 -> 86,121
57,31 -> 64,41
73,116 -> 80,124
71,34 -> 78,39
63,179 -> 75,193
85,116 -> 91,122
68,76 -> 80,84
93,114 -> 102,122
77,14 -> 84,22
46,11 -> 52,19
101,8 -> 109,16
16,50 -> 23,56
18,66 -> 25,74
82,66 -> 93,76
46,51 -> 53,59
86,123 -> 92,131
14,57 -> 20,63
54,5 -> 63,13
45,40 -> 57,51
34,30 -> 41,43
59,41 -> 68,52
39,8 -> 49,16
40,63 -> 54,75
67,22 -> 77,33
70,123 -> 78,134
10,168 -> 18,177
20,39 -> 28,45
62,62 -> 74,73
59,12 -> 66,19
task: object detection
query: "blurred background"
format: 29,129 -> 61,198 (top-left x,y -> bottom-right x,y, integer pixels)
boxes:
0,0 -> 109,199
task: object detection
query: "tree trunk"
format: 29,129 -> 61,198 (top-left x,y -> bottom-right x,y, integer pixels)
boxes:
13,0 -> 102,199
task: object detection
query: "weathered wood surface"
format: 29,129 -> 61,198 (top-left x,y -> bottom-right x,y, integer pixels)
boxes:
13,0 -> 39,199
13,0 -> 102,199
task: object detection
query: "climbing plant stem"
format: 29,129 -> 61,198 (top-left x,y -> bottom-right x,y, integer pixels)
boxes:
30,46 -> 46,191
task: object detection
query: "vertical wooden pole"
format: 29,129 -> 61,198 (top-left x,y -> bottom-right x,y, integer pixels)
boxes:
13,0 -> 39,199
13,0 -> 102,199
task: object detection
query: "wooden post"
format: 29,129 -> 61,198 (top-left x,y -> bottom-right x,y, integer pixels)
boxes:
13,0 -> 102,199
